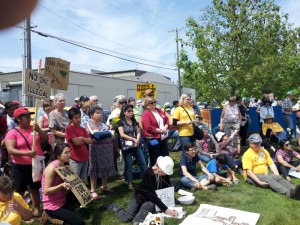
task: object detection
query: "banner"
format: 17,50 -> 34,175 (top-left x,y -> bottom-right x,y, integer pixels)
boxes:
55,166 -> 92,207
24,69 -> 51,100
136,83 -> 156,99
44,57 -> 70,90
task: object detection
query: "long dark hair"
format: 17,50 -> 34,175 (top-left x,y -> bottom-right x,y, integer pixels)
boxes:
120,104 -> 137,126
47,143 -> 70,165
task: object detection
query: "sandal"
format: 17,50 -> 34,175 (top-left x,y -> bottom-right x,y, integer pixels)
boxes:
100,187 -> 115,193
90,191 -> 101,200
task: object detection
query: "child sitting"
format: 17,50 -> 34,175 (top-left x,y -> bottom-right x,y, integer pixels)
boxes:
206,154 -> 239,187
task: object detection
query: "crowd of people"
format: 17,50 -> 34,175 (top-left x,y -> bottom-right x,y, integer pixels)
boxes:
1,90 -> 300,225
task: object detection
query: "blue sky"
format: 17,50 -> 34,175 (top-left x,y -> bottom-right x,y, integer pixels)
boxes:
0,0 -> 299,82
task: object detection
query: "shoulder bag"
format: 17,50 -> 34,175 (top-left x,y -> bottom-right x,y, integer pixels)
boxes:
181,107 -> 204,140
119,120 -> 136,152
13,128 -> 45,182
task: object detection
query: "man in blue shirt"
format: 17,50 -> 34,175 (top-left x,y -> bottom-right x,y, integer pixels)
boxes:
179,142 -> 216,191
206,154 -> 239,186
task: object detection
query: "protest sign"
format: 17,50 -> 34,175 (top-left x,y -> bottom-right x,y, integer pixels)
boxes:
289,168 -> 300,179
180,204 -> 260,225
55,166 -> 92,207
44,57 -> 70,90
24,69 -> 51,100
136,83 -> 156,99
155,186 -> 175,211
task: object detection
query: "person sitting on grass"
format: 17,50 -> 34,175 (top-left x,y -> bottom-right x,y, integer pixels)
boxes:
180,142 -> 216,191
197,128 -> 218,163
0,175 -> 32,225
242,133 -> 300,200
275,139 -> 300,184
206,154 -> 239,187
99,156 -> 178,225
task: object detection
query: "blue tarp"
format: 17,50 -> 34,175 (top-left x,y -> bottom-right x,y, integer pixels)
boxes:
210,106 -> 297,133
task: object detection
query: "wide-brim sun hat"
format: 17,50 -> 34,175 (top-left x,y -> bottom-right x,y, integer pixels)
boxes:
157,156 -> 174,175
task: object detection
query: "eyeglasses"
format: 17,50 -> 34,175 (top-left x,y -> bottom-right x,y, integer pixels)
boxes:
149,101 -> 156,104
126,110 -> 133,113
119,101 -> 126,104
229,100 -> 235,103
284,143 -> 291,146
93,99 -> 98,102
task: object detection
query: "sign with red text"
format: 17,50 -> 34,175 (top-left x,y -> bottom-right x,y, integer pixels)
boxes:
24,69 -> 51,100
55,166 -> 92,207
44,57 -> 70,90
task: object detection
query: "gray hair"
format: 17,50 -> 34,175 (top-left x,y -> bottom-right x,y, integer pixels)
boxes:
114,95 -> 127,105
89,95 -> 98,101
53,93 -> 66,107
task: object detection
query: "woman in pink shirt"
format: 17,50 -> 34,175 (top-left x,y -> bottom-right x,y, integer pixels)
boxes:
42,143 -> 85,225
5,107 -> 48,217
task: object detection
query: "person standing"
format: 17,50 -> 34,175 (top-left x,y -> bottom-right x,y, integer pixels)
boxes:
282,91 -> 295,141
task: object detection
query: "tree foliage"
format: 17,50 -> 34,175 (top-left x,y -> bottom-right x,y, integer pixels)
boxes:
178,0 -> 300,101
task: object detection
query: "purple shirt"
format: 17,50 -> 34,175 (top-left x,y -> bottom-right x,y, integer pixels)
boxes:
275,149 -> 299,163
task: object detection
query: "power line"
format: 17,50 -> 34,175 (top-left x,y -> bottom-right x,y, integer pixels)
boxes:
38,3 -> 175,56
31,29 -> 177,71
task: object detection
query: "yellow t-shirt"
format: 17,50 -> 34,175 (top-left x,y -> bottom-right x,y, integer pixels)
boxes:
0,193 -> 31,225
172,106 -> 195,136
242,148 -> 274,178
262,122 -> 284,135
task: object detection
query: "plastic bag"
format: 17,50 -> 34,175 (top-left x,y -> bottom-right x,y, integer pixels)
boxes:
32,155 -> 45,182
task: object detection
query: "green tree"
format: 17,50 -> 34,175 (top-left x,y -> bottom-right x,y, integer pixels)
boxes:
178,0 -> 300,101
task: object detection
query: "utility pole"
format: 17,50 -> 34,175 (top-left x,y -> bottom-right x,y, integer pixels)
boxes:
169,28 -> 183,97
22,17 -> 33,106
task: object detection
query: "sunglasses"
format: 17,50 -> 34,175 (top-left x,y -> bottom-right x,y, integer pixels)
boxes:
119,101 -> 127,104
149,101 -> 156,104
185,98 -> 191,101
284,142 -> 291,146
147,94 -> 154,96
229,100 -> 235,103
126,110 -> 133,113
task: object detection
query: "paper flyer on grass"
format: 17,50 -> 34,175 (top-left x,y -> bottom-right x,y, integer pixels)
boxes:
180,204 -> 260,225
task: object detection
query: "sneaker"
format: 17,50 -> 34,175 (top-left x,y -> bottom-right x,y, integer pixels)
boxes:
207,184 -> 218,190
190,187 -> 197,193
99,204 -> 119,211
290,184 -> 300,200
238,168 -> 244,175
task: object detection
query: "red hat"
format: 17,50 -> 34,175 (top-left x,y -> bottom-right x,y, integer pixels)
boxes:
13,107 -> 34,118
12,100 -> 21,105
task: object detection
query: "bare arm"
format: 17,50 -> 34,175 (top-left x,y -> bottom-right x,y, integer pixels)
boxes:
277,155 -> 294,169
246,169 -> 268,187
269,163 -> 280,175
5,140 -> 36,157
9,200 -> 32,221
198,161 -> 214,180
43,165 -> 71,195
50,128 -> 65,138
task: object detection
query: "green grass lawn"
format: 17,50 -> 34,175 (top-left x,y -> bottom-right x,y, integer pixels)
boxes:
23,151 -> 300,225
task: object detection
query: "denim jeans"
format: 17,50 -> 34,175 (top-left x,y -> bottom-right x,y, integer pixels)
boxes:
277,160 -> 300,179
179,136 -> 196,154
123,148 -> 146,182
224,154 -> 242,168
168,130 -> 178,139
69,159 -> 88,182
283,114 -> 294,140
180,174 -> 208,188
115,196 -> 155,223
199,154 -> 213,163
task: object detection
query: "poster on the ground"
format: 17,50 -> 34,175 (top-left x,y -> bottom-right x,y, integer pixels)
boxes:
44,57 -> 70,90
55,166 -> 92,207
289,168 -> 300,179
180,204 -> 260,225
24,69 -> 51,100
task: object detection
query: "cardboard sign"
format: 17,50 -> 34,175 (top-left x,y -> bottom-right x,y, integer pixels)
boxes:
24,69 -> 51,100
44,57 -> 70,90
155,186 -> 175,211
136,83 -> 156,99
55,166 -> 92,207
